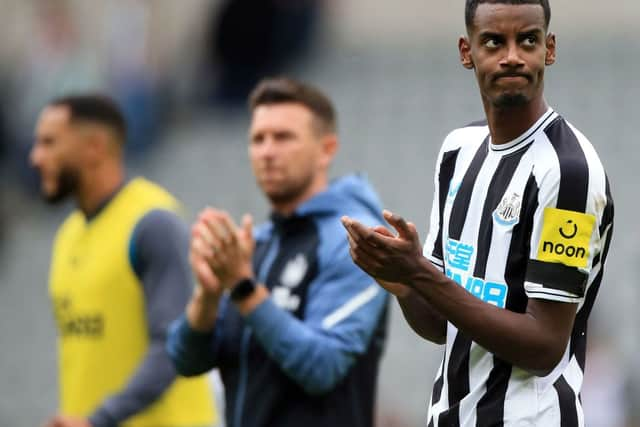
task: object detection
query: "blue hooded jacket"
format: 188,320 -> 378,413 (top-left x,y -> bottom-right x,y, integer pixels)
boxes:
167,174 -> 389,427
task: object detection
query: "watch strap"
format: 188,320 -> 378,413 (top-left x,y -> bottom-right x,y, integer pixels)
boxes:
230,278 -> 257,302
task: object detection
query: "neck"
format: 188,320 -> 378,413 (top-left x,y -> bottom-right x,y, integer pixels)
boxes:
483,96 -> 548,145
271,177 -> 328,217
76,161 -> 125,217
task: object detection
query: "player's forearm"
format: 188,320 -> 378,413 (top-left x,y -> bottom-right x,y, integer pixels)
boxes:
397,290 -> 446,344
186,287 -> 220,332
411,259 -> 568,375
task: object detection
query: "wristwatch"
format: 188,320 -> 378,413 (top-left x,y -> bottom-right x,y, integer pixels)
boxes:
230,278 -> 257,302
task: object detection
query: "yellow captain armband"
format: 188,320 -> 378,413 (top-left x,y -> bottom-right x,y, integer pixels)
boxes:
537,207 -> 596,268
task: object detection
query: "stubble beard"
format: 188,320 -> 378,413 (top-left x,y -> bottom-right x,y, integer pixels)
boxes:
263,172 -> 315,209
43,166 -> 80,204
492,92 -> 530,109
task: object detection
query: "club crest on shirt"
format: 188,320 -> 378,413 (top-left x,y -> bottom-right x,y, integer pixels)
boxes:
493,192 -> 522,226
280,253 -> 308,288
273,254 -> 308,311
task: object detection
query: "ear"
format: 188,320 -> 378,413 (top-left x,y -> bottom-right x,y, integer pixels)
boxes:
459,36 -> 474,69
319,133 -> 339,169
85,130 -> 104,166
545,32 -> 556,66
82,127 -> 113,166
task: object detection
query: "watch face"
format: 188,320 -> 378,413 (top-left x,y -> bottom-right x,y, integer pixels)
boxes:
230,278 -> 256,302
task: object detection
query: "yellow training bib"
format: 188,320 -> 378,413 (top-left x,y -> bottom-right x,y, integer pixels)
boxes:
49,178 -> 215,427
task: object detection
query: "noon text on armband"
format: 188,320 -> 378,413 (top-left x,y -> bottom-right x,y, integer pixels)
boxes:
536,208 -> 595,269
541,240 -> 586,260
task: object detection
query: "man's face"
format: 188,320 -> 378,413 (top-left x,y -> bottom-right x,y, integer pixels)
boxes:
463,3 -> 555,109
248,103 -> 328,207
30,106 -> 82,203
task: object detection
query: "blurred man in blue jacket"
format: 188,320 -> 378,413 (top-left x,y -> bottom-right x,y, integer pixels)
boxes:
167,77 -> 389,427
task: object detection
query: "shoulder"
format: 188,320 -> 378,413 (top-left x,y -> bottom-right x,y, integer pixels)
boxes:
134,209 -> 186,236
124,177 -> 182,212
533,116 -> 606,183
557,119 -> 606,175
542,116 -> 601,161
131,210 -> 188,254
129,209 -> 189,275
531,116 -> 610,214
440,119 -> 490,155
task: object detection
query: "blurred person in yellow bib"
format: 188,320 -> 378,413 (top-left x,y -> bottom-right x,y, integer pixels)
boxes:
31,94 -> 216,427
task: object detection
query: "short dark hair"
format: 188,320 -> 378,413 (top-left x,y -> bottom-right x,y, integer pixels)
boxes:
465,0 -> 551,31
48,94 -> 127,143
248,77 -> 336,134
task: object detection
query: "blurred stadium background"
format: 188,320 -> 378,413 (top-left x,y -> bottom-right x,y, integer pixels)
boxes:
0,1 -> 638,426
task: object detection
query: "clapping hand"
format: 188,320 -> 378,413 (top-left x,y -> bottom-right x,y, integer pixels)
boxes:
191,207 -> 254,292
342,209 -> 434,290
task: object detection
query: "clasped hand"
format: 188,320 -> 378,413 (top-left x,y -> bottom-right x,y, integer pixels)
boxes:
190,207 -> 254,296
341,210 -> 434,293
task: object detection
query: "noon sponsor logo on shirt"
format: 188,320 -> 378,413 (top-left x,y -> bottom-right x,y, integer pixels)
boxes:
537,208 -> 595,268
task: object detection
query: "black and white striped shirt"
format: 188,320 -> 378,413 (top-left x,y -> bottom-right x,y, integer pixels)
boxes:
423,108 -> 614,427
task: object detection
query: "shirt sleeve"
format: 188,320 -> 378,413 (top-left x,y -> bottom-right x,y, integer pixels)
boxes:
423,142 -> 459,272
166,302 -> 227,377
89,209 -> 193,427
243,223 -> 389,396
524,149 -> 612,303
